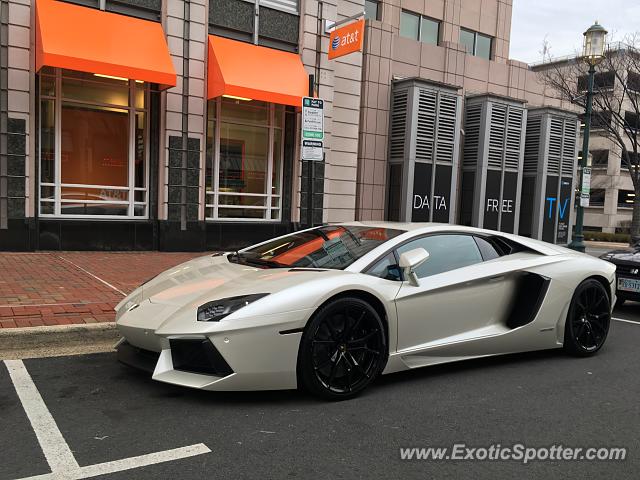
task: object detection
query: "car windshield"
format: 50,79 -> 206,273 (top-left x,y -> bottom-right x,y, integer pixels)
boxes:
229,226 -> 404,270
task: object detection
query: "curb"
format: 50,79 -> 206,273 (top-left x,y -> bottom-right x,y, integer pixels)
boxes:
0,322 -> 122,360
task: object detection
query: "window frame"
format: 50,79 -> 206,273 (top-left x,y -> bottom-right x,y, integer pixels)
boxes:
590,149 -> 609,169
364,0 -> 381,21
459,28 -> 493,60
205,98 -> 285,222
419,16 -> 440,46
399,10 -> 421,41
38,68 -> 150,220
399,10 -> 440,45
363,232 -> 507,281
617,189 -> 635,209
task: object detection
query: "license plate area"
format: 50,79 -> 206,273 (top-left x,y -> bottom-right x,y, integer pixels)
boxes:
617,277 -> 640,292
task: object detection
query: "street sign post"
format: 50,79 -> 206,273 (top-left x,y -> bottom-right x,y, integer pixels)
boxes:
302,96 -> 325,226
580,166 -> 591,207
302,97 -> 324,162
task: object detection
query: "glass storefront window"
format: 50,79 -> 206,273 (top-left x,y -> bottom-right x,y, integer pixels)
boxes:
205,98 -> 284,221
38,68 -> 149,218
61,104 -> 130,186
40,99 -> 55,184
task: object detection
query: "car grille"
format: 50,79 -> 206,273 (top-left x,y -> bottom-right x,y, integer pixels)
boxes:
170,339 -> 233,377
616,264 -> 638,276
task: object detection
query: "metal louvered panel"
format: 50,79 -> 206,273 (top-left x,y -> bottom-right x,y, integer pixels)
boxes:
504,107 -> 524,171
415,89 -> 437,161
487,104 -> 506,168
524,116 -> 542,174
259,0 -> 299,14
390,90 -> 408,160
436,93 -> 458,163
561,120 -> 577,176
547,117 -> 563,175
463,103 -> 482,169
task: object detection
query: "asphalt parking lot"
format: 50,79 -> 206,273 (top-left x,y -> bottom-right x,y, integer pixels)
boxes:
2,310 -> 640,480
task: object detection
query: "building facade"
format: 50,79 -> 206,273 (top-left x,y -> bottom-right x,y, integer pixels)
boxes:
531,50 -> 640,235
0,0 -> 578,251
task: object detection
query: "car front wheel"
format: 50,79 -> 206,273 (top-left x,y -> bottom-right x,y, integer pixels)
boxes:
298,297 -> 387,400
563,279 -> 611,356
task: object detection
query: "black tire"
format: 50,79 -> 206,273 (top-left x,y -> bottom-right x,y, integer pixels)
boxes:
563,279 -> 611,356
298,297 -> 387,400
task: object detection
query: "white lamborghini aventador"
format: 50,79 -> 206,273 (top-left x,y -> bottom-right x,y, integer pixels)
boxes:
116,222 -> 616,399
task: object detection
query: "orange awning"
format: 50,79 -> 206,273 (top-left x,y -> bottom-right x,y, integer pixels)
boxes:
35,0 -> 176,89
208,36 -> 308,106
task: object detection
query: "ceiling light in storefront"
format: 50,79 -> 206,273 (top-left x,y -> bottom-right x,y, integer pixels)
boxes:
222,94 -> 252,101
94,73 -> 144,83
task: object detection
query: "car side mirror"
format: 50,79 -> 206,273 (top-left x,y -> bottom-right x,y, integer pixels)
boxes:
398,248 -> 430,287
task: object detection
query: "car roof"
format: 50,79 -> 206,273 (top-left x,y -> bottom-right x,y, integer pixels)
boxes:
333,221 -> 490,233
331,221 -> 571,257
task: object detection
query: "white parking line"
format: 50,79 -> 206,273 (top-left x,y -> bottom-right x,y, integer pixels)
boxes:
19,444 -> 212,480
5,360 -> 80,472
57,256 -> 127,296
612,317 -> 640,326
4,359 -> 211,480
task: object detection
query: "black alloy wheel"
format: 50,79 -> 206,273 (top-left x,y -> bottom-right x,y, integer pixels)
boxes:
564,279 -> 611,356
298,297 -> 387,400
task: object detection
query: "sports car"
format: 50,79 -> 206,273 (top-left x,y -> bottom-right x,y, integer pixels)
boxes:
115,222 -> 616,399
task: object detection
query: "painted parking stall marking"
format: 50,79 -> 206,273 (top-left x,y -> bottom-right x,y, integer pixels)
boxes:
4,359 -> 211,480
612,317 -> 640,326
4,360 -> 80,473
57,255 -> 128,296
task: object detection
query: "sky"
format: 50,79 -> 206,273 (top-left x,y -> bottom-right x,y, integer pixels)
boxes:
509,0 -> 640,64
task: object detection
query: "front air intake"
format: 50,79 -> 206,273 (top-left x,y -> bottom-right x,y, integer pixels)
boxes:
170,339 -> 233,377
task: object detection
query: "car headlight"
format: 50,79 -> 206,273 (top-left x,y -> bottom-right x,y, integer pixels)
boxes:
197,294 -> 269,322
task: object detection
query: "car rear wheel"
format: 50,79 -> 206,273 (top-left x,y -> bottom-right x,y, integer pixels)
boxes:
298,297 -> 387,400
564,279 -> 611,356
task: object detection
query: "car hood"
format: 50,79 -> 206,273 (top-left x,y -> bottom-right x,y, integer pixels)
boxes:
602,248 -> 640,264
137,254 -> 338,307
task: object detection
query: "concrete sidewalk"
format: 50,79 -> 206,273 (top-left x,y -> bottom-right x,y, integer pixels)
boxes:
0,251 -> 203,329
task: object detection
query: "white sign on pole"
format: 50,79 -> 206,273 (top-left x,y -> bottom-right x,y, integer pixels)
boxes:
302,97 -> 324,161
302,140 -> 323,161
580,166 -> 591,207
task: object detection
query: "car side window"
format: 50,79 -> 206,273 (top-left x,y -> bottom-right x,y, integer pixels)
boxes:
396,234 -> 483,279
474,236 -> 500,261
366,252 -> 402,281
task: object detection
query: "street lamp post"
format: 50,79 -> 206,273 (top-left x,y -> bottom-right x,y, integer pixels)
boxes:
569,21 -> 607,252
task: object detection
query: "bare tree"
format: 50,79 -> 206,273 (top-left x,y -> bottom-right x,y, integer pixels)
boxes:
536,35 -> 640,242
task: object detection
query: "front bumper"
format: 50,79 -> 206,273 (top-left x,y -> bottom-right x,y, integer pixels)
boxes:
116,307 -> 312,391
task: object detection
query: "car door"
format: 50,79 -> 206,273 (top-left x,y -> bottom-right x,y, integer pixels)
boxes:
394,234 -> 519,355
